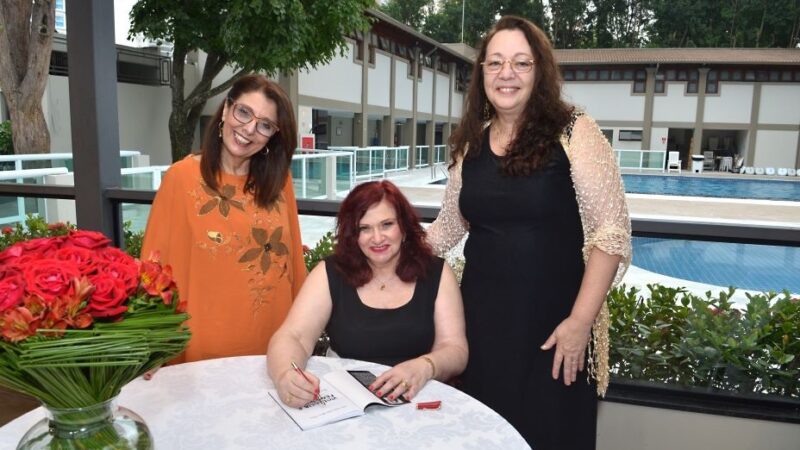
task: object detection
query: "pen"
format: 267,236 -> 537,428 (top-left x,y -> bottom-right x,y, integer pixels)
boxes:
291,361 -> 320,401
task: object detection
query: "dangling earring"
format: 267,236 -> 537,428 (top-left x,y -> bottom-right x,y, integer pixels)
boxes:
218,120 -> 224,138
261,147 -> 270,157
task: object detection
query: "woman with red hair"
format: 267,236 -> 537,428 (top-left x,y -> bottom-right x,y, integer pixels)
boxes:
267,180 -> 467,407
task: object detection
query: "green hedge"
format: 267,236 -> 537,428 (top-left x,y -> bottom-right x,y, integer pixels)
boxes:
608,284 -> 799,398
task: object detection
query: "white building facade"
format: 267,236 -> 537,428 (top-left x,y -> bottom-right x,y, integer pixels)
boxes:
558,48 -> 800,170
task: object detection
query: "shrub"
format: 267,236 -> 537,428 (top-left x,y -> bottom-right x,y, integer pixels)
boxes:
304,231 -> 335,273
608,284 -> 799,398
0,120 -> 12,155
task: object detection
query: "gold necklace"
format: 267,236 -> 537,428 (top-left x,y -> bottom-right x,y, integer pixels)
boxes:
374,273 -> 396,291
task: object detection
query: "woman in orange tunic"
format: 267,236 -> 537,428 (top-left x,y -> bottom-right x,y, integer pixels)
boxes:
142,75 -> 307,362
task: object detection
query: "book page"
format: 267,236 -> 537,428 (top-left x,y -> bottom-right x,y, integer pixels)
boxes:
267,379 -> 363,431
323,370 -> 408,410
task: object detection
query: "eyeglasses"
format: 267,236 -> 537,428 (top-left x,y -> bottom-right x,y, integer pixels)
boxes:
481,58 -> 535,74
230,102 -> 279,138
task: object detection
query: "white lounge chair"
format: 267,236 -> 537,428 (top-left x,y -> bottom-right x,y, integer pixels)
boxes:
755,167 -> 765,175
744,167 -> 755,175
789,168 -> 797,176
765,167 -> 776,175
703,151 -> 715,171
777,168 -> 788,176
667,151 -> 681,173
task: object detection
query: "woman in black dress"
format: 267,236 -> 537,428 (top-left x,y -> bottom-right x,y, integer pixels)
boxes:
428,16 -> 631,449
268,181 -> 467,408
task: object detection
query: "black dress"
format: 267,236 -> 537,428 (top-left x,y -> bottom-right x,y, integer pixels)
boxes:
324,255 -> 444,367
459,133 -> 596,449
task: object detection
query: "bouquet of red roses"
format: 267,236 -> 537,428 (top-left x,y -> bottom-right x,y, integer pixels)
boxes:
0,229 -> 190,409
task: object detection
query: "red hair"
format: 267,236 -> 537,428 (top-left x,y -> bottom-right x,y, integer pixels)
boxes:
333,181 -> 432,287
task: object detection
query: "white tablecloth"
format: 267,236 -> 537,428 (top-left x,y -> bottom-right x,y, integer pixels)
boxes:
0,356 -> 530,449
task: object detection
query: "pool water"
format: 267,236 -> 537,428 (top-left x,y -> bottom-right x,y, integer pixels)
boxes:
622,174 -> 800,201
633,237 -> 799,293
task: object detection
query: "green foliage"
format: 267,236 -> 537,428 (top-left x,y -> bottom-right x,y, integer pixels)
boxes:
128,0 -> 375,161
608,284 -> 800,398
123,221 -> 144,259
0,215 -> 73,252
384,0 -> 800,49
304,231 -> 335,273
0,120 -> 13,155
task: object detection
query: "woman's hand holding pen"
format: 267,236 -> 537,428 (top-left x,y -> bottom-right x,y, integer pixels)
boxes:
370,357 -> 433,401
276,362 -> 320,408
540,315 -> 592,386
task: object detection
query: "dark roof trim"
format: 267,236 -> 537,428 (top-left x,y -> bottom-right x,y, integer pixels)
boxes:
556,48 -> 800,66
365,9 -> 475,64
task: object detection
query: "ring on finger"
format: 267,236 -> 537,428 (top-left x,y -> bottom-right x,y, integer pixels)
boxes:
400,380 -> 409,389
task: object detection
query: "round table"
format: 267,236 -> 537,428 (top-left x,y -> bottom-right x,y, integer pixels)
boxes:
0,356 -> 530,449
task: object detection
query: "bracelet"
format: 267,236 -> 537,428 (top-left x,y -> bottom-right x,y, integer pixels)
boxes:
420,355 -> 437,379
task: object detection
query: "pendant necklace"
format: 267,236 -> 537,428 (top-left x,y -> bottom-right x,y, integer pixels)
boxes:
374,273 -> 396,291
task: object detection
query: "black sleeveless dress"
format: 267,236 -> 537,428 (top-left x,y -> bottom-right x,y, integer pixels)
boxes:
324,255 -> 444,367
458,133 -> 596,449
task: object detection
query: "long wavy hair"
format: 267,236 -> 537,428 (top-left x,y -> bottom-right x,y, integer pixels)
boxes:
333,181 -> 432,288
450,16 -> 574,176
200,74 -> 298,208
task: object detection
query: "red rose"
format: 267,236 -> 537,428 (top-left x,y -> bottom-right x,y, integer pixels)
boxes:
22,258 -> 81,302
21,236 -> 64,256
98,247 -> 136,266
65,230 -> 111,250
0,274 -> 25,312
0,244 -> 24,264
86,275 -> 128,318
2,226 -> 12,235
99,261 -> 140,295
54,246 -> 99,276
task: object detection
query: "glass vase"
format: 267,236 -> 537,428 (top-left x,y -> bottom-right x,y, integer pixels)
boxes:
16,397 -> 153,450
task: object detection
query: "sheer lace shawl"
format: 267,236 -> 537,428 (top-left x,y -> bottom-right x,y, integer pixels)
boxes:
427,113 -> 632,396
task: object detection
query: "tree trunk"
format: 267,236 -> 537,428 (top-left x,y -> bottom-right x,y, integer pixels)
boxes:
0,0 -> 55,155
8,100 -> 49,154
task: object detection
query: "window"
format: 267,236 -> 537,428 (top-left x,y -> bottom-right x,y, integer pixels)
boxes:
633,81 -> 645,93
687,81 -> 698,94
655,80 -> 665,93
587,70 -> 598,80
666,69 -> 676,81
720,70 -> 730,81
732,70 -> 743,81
601,129 -> 614,143
623,70 -> 634,80
576,70 -> 586,80
563,70 -> 574,81
781,71 -> 792,81
599,70 -> 610,80
706,82 -> 718,94
619,130 -> 642,141
635,70 -> 646,80
611,70 -> 622,80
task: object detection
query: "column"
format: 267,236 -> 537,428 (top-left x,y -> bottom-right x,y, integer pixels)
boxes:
692,68 -> 711,157
641,67 -> 657,150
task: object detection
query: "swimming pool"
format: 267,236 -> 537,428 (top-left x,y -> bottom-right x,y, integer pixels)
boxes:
622,174 -> 800,201
632,237 -> 800,293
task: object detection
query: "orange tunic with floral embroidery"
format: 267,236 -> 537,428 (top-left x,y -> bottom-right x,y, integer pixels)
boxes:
141,155 -> 307,362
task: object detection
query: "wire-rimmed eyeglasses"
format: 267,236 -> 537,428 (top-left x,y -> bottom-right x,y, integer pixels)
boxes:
230,102 -> 279,138
480,58 -> 535,74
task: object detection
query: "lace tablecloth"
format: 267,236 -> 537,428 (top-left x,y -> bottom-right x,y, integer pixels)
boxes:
0,355 -> 530,449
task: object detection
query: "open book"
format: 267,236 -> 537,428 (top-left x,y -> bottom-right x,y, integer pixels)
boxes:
268,369 -> 409,430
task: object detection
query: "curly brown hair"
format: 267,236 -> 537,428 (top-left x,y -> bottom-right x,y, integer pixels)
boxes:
450,16 -> 574,176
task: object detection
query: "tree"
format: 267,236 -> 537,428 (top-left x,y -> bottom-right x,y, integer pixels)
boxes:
380,0 -> 435,29
0,0 -> 55,155
129,0 -> 374,162
549,0 -> 591,48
